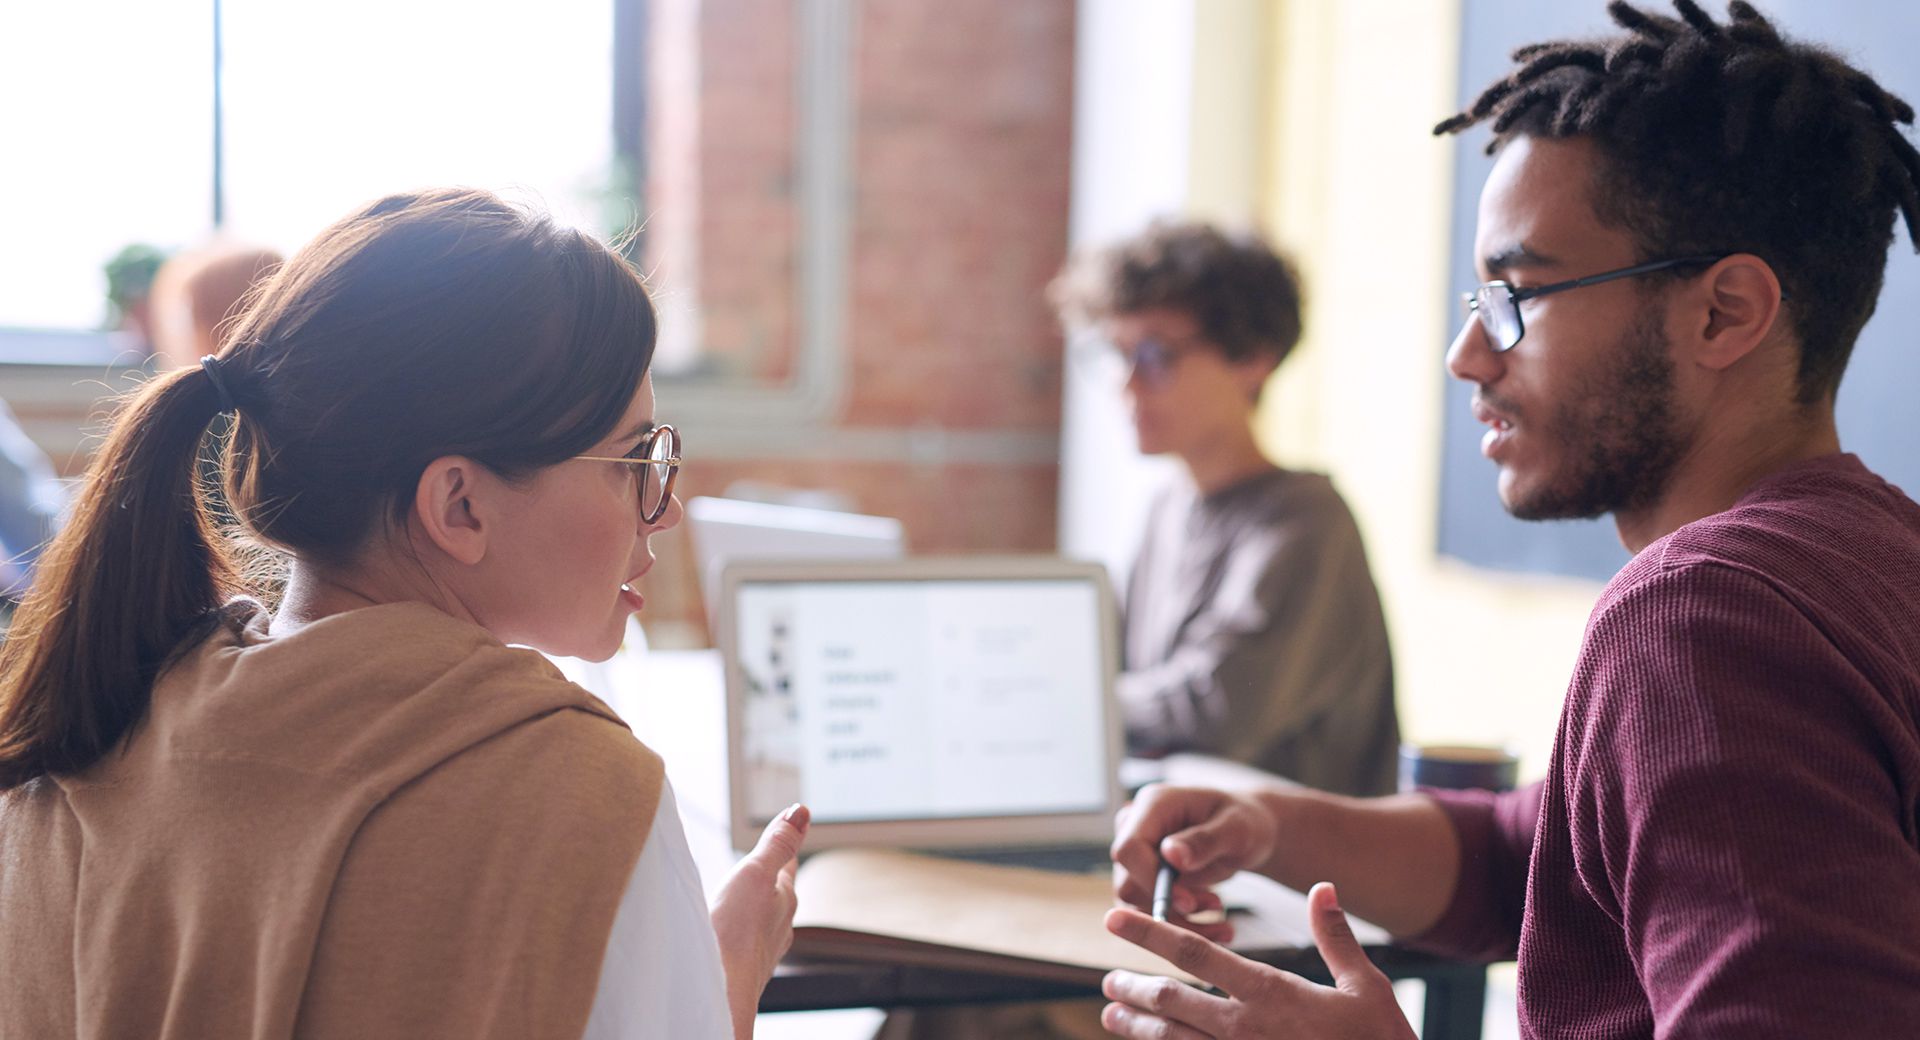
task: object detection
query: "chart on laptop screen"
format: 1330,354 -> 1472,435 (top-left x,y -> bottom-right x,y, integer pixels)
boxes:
734,578 -> 1109,826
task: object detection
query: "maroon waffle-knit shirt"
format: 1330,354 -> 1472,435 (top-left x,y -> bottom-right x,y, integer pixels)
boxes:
1413,454 -> 1920,1039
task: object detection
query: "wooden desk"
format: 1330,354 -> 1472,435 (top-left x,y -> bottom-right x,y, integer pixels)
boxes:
566,646 -> 1487,1040
763,950 -> 1487,1039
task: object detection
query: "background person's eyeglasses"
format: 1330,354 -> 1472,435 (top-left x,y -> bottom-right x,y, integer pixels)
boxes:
1461,254 -> 1727,352
573,422 -> 682,524
1069,336 -> 1200,389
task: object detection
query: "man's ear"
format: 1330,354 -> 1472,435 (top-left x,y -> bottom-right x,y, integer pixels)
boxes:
412,456 -> 489,566
1232,349 -> 1282,402
1689,254 -> 1785,372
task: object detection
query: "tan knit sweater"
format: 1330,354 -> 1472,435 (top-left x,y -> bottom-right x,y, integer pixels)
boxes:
0,600 -> 664,1039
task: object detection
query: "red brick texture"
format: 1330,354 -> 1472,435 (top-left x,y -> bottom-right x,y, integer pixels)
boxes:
639,0 -> 1076,639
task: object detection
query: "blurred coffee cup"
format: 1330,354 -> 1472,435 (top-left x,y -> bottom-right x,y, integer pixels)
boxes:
1398,744 -> 1520,793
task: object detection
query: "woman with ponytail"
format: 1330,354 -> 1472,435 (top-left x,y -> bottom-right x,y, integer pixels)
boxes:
0,188 -> 805,1039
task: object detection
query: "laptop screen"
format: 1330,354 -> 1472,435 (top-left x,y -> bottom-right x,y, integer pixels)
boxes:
724,561 -> 1117,847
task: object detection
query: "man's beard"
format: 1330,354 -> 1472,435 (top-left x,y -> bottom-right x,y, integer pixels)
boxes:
1506,310 -> 1685,521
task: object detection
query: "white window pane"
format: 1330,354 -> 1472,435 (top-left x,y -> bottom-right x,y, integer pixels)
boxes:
221,0 -> 620,255
0,0 -> 213,331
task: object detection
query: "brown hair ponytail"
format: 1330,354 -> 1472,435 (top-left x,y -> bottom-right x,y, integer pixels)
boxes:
0,187 -> 656,789
0,367 -> 242,787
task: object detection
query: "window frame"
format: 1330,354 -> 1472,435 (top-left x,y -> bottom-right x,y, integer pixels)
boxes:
1,0 -> 856,442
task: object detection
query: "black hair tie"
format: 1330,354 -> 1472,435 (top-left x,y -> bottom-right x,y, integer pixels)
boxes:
200,355 -> 238,414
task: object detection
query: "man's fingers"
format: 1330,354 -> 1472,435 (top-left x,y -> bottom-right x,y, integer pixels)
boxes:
1146,906 -> 1235,945
1103,970 -> 1232,1025
1111,786 -> 1224,883
1099,1002 -> 1214,1040
1183,918 -> 1236,945
1110,837 -> 1164,906
1306,882 -> 1382,993
1105,907 -> 1270,998
1176,889 -> 1236,944
1159,819 -> 1243,884
1115,838 -> 1233,907
1110,875 -> 1233,942
1163,890 -> 1234,943
1174,885 -> 1228,917
1112,861 -> 1151,910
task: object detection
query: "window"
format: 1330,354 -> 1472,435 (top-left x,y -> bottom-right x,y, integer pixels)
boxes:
2,0 -> 631,346
1,1 -> 215,333
2,0 -> 848,422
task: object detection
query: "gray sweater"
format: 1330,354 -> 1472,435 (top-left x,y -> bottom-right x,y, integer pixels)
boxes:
1122,467 -> 1399,796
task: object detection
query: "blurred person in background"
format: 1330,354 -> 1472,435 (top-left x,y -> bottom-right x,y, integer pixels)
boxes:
148,239 -> 285,368
1053,221 -> 1399,797
102,242 -> 169,354
0,400 -> 65,604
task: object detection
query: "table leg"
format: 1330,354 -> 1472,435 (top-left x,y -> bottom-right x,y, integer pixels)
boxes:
1419,967 -> 1486,1040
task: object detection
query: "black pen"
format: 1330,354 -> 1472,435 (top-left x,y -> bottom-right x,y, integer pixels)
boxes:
1152,860 -> 1177,922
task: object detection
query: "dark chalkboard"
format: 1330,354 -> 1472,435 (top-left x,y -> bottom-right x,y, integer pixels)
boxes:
1438,0 -> 1920,582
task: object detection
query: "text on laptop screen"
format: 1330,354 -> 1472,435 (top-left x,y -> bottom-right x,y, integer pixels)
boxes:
734,578 -> 1109,827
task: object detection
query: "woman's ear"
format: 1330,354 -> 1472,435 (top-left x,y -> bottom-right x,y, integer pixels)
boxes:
411,456 -> 489,566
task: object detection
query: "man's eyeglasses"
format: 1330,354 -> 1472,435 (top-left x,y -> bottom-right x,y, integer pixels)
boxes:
573,422 -> 682,524
1462,254 -> 1727,352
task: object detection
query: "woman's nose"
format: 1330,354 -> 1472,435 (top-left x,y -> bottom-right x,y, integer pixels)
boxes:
647,492 -> 686,534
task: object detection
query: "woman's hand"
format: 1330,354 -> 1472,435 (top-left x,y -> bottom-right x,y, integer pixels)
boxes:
710,804 -> 809,1040
1100,882 -> 1415,1040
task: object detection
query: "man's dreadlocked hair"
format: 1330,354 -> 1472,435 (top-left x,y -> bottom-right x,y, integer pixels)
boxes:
1436,0 -> 1920,403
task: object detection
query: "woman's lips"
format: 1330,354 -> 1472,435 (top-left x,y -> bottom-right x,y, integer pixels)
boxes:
619,562 -> 651,611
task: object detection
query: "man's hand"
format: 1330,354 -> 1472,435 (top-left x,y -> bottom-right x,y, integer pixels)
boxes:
1112,783 -> 1279,942
1100,882 -> 1415,1040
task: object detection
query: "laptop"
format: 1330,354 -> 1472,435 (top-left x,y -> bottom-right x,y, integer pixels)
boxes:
685,496 -> 906,625
716,556 -> 1122,867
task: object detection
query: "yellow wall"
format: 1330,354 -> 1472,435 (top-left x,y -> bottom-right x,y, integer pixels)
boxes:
1185,1 -> 1604,779
1185,0 -> 1270,230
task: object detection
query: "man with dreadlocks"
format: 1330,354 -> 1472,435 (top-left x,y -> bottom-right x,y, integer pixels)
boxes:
1097,3 -> 1920,1038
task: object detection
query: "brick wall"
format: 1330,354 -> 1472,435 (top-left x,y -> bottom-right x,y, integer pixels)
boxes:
844,2 -> 1074,433
639,0 -> 1076,642
655,0 -> 800,383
